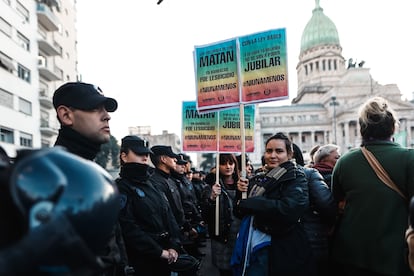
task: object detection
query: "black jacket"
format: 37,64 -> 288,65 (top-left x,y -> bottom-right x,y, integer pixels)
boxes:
117,163 -> 181,274
149,168 -> 190,232
171,172 -> 203,228
54,126 -> 127,274
302,167 -> 336,259
235,161 -> 315,275
201,173 -> 238,243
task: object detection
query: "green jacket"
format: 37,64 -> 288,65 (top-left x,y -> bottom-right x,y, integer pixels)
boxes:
332,141 -> 414,275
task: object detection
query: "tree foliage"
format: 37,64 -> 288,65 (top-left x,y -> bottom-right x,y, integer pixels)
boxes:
95,135 -> 120,170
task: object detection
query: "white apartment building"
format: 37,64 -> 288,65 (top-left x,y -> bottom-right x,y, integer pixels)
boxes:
0,0 -> 78,157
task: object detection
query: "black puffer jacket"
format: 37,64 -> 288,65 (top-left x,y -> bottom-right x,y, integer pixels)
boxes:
301,167 -> 336,260
234,161 -> 314,275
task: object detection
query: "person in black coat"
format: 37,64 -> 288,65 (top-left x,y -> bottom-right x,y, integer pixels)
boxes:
116,136 -> 182,275
53,82 -> 129,275
201,154 -> 241,276
235,133 -> 315,276
171,154 -> 206,258
293,143 -> 336,276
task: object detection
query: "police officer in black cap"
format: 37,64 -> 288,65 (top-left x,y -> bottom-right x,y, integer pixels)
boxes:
148,146 -> 193,240
52,82 -> 131,275
171,154 -> 206,259
116,137 -> 182,275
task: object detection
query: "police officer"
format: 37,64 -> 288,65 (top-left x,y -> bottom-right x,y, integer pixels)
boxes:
116,136 -> 182,275
171,154 -> 206,258
52,82 -> 130,275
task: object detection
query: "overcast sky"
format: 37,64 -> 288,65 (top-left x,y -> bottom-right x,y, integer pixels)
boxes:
76,0 -> 414,143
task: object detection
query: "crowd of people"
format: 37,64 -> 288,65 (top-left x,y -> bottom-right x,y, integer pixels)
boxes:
1,81 -> 414,276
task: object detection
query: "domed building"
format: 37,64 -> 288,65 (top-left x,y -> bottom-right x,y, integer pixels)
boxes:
252,0 -> 414,163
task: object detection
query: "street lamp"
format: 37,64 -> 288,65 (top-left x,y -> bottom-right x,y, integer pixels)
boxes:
329,96 -> 339,144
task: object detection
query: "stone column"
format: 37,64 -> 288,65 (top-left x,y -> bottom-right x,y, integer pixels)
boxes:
344,121 -> 350,149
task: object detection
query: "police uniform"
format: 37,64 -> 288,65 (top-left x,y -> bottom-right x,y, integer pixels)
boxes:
117,162 -> 182,276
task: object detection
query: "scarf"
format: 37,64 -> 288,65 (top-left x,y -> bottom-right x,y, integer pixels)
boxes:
119,163 -> 151,183
231,165 -> 288,276
248,166 -> 288,197
312,162 -> 333,174
54,126 -> 101,161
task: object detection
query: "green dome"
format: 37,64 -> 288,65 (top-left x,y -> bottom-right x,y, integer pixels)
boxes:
300,0 -> 340,53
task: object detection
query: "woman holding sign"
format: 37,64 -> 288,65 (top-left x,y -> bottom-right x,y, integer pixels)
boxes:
201,153 -> 241,276
232,132 -> 315,275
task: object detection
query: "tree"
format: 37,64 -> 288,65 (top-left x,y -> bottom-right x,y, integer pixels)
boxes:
199,153 -> 215,172
95,135 -> 120,170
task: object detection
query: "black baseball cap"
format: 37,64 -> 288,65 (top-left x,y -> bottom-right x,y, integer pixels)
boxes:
176,153 -> 188,165
121,136 -> 152,155
53,82 -> 118,112
151,146 -> 179,159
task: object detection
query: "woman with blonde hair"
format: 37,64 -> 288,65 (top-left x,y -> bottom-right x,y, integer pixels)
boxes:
331,97 -> 414,275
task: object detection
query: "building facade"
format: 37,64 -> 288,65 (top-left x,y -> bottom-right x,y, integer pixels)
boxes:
0,0 -> 78,157
250,1 -> 414,165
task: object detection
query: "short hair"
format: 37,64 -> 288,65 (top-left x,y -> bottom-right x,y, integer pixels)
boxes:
314,144 -> 339,164
265,132 -> 293,155
358,97 -> 398,143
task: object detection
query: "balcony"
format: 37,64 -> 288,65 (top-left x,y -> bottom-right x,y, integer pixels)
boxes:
38,31 -> 60,56
39,88 -> 53,109
36,3 -> 59,32
38,57 -> 61,81
40,119 -> 58,136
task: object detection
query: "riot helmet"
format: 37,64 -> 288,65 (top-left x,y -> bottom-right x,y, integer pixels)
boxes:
10,147 -> 119,254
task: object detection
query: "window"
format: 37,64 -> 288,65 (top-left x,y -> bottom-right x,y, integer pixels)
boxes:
0,17 -> 11,37
18,97 -> 32,115
41,139 -> 50,148
19,131 -> 32,147
53,42 -> 62,56
16,1 -> 29,23
40,110 -> 49,127
0,88 -> 13,108
0,51 -> 15,72
0,127 -> 14,143
17,64 -> 30,83
17,32 -> 30,51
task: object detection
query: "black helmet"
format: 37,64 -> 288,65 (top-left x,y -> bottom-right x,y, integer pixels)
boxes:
10,147 -> 119,253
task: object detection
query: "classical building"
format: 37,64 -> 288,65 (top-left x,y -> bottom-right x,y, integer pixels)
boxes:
0,0 -> 78,157
250,0 -> 414,165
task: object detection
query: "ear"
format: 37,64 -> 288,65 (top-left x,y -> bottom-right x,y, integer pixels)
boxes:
120,151 -> 128,163
160,155 -> 167,164
56,106 -> 74,126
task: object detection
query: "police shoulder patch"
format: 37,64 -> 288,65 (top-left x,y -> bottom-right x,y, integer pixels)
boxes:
135,187 -> 145,198
120,194 -> 127,209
